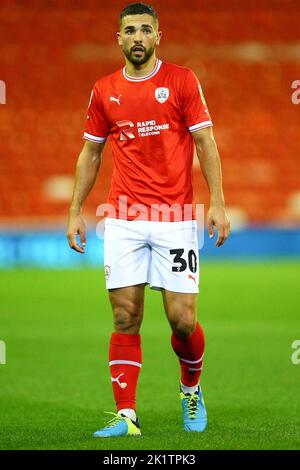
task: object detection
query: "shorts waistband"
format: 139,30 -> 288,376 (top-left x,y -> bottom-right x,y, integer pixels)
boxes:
104,217 -> 197,228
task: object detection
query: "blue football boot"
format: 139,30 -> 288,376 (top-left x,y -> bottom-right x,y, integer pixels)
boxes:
180,386 -> 207,432
93,412 -> 141,438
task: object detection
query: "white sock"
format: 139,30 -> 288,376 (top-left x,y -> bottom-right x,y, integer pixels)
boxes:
180,382 -> 199,395
118,408 -> 136,421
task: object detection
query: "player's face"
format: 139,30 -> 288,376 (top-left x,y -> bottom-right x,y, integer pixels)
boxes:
118,14 -> 161,66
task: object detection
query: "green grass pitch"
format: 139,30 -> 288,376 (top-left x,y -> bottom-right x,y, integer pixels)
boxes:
0,261 -> 299,450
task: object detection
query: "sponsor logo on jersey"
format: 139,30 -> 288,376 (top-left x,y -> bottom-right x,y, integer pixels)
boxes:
155,87 -> 169,104
116,120 -> 170,140
137,120 -> 170,137
116,120 -> 135,140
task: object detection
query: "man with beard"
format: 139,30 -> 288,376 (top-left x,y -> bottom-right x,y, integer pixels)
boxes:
67,2 -> 230,437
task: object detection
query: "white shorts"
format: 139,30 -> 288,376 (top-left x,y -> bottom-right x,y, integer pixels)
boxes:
104,218 -> 199,293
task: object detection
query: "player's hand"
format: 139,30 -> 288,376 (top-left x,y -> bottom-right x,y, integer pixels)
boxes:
207,206 -> 230,248
67,211 -> 86,253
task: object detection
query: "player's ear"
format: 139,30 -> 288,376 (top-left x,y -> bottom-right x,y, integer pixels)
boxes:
155,30 -> 162,46
117,32 -> 122,46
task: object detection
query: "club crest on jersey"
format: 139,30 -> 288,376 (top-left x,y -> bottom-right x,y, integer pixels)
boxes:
155,87 -> 169,104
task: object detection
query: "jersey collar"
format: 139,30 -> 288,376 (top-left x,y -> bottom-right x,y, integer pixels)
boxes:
123,59 -> 162,82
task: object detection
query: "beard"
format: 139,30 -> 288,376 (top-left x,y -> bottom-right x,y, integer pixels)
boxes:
123,44 -> 155,66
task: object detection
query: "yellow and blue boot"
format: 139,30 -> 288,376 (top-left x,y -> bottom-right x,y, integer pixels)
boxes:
93,412 -> 141,438
180,386 -> 207,432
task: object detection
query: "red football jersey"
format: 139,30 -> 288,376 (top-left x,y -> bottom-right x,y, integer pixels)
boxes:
84,59 -> 212,220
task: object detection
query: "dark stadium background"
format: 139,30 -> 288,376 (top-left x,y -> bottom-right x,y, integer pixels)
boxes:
0,0 -> 299,451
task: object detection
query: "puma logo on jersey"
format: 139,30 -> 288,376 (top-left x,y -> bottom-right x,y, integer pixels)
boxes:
111,373 -> 127,389
110,94 -> 121,106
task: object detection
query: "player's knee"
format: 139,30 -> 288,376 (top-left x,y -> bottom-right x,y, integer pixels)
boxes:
172,318 -> 196,338
113,300 -> 142,333
169,305 -> 196,338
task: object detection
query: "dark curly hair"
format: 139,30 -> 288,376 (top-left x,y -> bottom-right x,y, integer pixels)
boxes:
120,3 -> 158,27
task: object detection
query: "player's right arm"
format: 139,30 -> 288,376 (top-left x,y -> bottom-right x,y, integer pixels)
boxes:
67,140 -> 105,253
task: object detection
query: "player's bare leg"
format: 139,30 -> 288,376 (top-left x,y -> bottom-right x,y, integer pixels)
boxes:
162,290 -> 207,432
94,284 -> 146,438
162,290 -> 198,338
162,290 -> 204,388
109,284 -> 145,334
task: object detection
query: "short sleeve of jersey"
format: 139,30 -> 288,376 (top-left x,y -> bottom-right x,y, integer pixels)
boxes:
83,85 -> 110,143
181,69 -> 213,133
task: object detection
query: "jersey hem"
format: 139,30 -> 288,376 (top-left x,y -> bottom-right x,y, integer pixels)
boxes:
106,280 -> 149,290
149,283 -> 199,293
104,217 -> 197,225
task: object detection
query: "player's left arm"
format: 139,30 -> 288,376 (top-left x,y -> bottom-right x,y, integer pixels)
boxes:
192,126 -> 230,247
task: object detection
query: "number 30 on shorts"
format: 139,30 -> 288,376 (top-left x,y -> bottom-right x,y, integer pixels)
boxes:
169,249 -> 197,273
